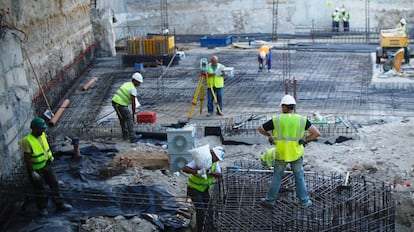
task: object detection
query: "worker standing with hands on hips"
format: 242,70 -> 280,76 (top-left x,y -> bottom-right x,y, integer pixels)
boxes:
182,146 -> 225,232
207,55 -> 226,116
21,117 -> 72,216
258,45 -> 272,72
257,95 -> 320,208
112,72 -> 143,143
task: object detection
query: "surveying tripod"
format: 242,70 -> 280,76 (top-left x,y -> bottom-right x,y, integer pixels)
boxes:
188,58 -> 222,120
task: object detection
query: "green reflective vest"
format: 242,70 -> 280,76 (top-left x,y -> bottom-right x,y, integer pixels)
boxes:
332,11 -> 340,22
24,133 -> 53,170
260,147 -> 276,168
271,114 -> 306,162
207,63 -> 224,88
187,163 -> 217,192
342,12 -> 350,22
112,82 -> 135,106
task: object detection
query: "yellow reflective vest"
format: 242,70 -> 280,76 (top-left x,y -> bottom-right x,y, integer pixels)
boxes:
112,82 -> 135,106
207,63 -> 224,88
260,147 -> 276,168
24,132 -> 54,170
271,114 -> 306,162
187,163 -> 217,192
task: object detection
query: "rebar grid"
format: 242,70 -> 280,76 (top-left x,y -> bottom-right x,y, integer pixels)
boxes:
205,160 -> 395,232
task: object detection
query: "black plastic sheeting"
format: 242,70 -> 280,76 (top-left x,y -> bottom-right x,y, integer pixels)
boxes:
4,146 -> 189,232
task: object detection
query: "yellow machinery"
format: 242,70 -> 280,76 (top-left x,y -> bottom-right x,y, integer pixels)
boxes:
127,35 -> 175,55
376,29 -> 410,72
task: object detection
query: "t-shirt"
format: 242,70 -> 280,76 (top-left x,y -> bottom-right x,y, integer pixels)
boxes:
262,117 -> 312,132
185,160 -> 221,173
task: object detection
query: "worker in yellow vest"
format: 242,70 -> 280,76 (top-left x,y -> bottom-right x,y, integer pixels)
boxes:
207,55 -> 226,116
258,95 -> 320,208
112,72 -> 143,143
183,146 -> 225,232
396,18 -> 407,33
332,8 -> 340,32
21,117 -> 72,216
341,8 -> 350,32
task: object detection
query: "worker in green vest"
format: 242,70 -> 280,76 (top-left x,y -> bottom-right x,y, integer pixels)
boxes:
396,18 -> 407,33
112,72 -> 143,143
207,55 -> 226,116
258,95 -> 320,208
341,8 -> 350,32
332,8 -> 340,32
183,146 -> 225,232
21,117 -> 72,216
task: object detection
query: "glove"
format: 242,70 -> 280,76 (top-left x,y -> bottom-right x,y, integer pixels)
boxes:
298,139 -> 307,146
31,171 -> 41,181
268,137 -> 274,145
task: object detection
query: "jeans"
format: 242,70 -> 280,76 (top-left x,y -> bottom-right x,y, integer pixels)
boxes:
112,101 -> 135,140
207,87 -> 223,113
265,157 -> 309,205
187,186 -> 210,232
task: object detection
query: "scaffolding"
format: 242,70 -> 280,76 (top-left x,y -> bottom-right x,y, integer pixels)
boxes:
205,160 -> 395,232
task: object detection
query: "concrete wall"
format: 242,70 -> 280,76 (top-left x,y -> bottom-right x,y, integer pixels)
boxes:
0,0 -> 94,180
102,0 -> 414,36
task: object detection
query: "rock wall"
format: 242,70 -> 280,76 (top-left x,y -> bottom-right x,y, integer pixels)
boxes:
0,0 -> 94,180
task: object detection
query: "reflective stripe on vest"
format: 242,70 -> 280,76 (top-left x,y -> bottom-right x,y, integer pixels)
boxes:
271,114 -> 306,162
187,163 -> 217,192
24,133 -> 53,170
112,82 -> 135,106
207,64 -> 224,88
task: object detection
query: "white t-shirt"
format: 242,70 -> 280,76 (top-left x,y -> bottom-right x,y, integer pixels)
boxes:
186,160 -> 221,173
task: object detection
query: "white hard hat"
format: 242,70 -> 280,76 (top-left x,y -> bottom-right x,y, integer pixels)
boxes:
400,18 -> 406,25
132,72 -> 143,83
259,51 -> 266,60
212,146 -> 225,161
280,94 -> 296,106
335,8 -> 339,11
341,8 -> 345,12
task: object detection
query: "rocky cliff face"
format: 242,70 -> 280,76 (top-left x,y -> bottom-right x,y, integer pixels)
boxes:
0,0 -> 94,179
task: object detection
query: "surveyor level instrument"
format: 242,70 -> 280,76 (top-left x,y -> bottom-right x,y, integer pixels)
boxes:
188,58 -> 222,120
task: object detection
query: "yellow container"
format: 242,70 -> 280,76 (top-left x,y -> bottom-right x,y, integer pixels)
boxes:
127,35 -> 175,55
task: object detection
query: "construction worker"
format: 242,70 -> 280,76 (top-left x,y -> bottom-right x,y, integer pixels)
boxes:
257,45 -> 272,72
112,72 -> 143,143
21,117 -> 72,216
332,8 -> 340,32
396,18 -> 407,33
182,146 -> 225,232
341,8 -> 350,32
207,55 -> 226,116
257,95 -> 320,208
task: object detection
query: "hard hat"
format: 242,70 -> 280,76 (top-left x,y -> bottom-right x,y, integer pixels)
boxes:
335,7 -> 339,11
30,117 -> 48,129
212,146 -> 225,161
400,18 -> 406,25
132,72 -> 143,83
259,51 -> 266,60
341,8 -> 345,12
280,94 -> 296,106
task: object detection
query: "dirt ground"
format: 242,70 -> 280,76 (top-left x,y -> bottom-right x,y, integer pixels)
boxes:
77,117 -> 414,232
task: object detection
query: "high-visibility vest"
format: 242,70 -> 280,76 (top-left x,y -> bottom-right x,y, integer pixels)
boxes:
187,163 -> 217,192
24,132 -> 53,170
112,82 -> 136,106
260,147 -> 276,168
396,23 -> 407,33
342,12 -> 350,22
271,114 -> 306,162
332,12 -> 340,22
207,64 -> 224,88
258,46 -> 270,55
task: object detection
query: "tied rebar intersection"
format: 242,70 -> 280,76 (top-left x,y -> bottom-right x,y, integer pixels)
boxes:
204,160 -> 395,232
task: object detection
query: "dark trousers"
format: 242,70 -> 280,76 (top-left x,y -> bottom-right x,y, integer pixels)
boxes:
31,162 -> 64,209
187,186 -> 210,232
112,101 -> 134,140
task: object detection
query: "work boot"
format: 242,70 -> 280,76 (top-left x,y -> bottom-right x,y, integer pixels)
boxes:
39,208 -> 48,216
217,112 -> 224,116
260,198 -> 275,208
130,134 -> 142,143
206,112 -> 213,117
56,203 -> 72,211
300,199 -> 312,208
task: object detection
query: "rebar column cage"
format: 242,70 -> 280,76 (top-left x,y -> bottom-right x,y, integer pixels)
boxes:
204,160 -> 395,232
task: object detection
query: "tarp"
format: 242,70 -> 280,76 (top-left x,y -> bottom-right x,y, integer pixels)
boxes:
4,146 -> 190,232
